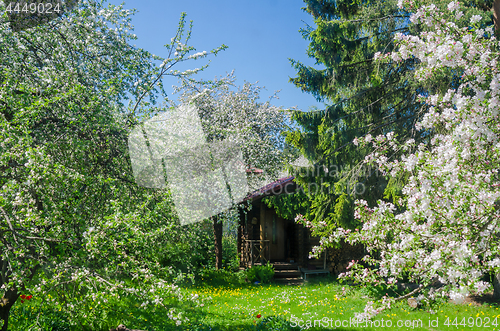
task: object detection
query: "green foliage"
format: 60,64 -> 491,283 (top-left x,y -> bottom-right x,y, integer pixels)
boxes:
263,191 -> 309,221
221,234 -> 240,272
10,305 -> 72,331
9,286 -> 199,330
156,219 -> 214,282
246,263 -> 275,284
383,173 -> 407,206
309,192 -> 356,229
284,0 -> 497,240
10,278 -> 500,330
0,0 -> 227,328
196,269 -> 247,286
287,0 -> 422,234
359,283 -> 396,300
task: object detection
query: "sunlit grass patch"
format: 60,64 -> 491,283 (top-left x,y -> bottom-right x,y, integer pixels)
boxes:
9,275 -> 500,330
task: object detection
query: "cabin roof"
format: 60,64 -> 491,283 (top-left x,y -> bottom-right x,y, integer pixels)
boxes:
242,175 -> 295,203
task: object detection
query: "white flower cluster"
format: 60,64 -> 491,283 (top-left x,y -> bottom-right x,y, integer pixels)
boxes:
333,0 -> 500,318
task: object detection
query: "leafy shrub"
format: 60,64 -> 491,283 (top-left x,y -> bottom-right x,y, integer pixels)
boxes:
222,234 -> 239,272
246,263 -> 274,283
156,219 -> 214,282
197,269 -> 246,286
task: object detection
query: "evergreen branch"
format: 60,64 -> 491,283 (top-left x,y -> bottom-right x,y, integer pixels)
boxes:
342,15 -> 410,24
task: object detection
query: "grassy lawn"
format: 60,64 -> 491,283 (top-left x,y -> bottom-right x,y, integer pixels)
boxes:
9,274 -> 500,330
183,276 -> 500,331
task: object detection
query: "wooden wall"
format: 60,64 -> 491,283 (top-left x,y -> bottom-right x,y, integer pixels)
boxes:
239,202 -> 364,271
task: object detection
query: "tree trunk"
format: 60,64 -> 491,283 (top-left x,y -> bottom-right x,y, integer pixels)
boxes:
493,0 -> 500,32
213,217 -> 223,270
0,289 -> 19,331
493,272 -> 500,300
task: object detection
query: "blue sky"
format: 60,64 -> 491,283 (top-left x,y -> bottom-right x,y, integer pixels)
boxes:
109,0 -> 327,112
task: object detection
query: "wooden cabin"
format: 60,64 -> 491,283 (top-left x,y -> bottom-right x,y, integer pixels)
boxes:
237,176 -> 365,278
237,176 -> 327,271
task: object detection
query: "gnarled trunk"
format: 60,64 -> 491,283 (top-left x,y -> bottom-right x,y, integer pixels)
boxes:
0,289 -> 19,331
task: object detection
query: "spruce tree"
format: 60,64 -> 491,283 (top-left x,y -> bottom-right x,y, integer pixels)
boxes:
282,0 -> 497,234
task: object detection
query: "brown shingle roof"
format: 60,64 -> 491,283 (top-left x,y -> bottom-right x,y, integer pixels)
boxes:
242,175 -> 295,203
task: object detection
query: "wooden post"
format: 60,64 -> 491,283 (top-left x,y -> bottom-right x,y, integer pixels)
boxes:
237,209 -> 244,267
213,216 -> 223,270
323,249 -> 327,270
250,241 -> 254,266
260,201 -> 265,241
298,224 -> 304,267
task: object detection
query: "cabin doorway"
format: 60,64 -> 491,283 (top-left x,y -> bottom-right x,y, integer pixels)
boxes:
269,214 -> 285,261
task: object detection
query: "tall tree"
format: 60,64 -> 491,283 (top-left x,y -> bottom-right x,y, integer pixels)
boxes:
285,0 -> 496,234
0,1 -> 224,328
329,0 -> 500,314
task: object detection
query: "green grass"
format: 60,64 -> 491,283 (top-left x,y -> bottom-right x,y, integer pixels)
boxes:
8,275 -> 500,330
182,276 -> 500,331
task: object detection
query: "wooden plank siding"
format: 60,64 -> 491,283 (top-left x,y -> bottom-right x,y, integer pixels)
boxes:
239,201 -> 324,268
237,175 -> 334,269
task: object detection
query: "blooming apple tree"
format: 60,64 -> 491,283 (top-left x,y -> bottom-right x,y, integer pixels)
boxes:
312,0 -> 500,318
175,71 -> 296,193
0,1 -> 224,329
173,72 -> 295,268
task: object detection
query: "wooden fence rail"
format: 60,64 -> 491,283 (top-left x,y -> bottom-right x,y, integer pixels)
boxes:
243,240 -> 270,267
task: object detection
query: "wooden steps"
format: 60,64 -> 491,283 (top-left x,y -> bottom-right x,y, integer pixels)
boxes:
272,262 -> 303,285
274,269 -> 302,278
244,261 -> 330,285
